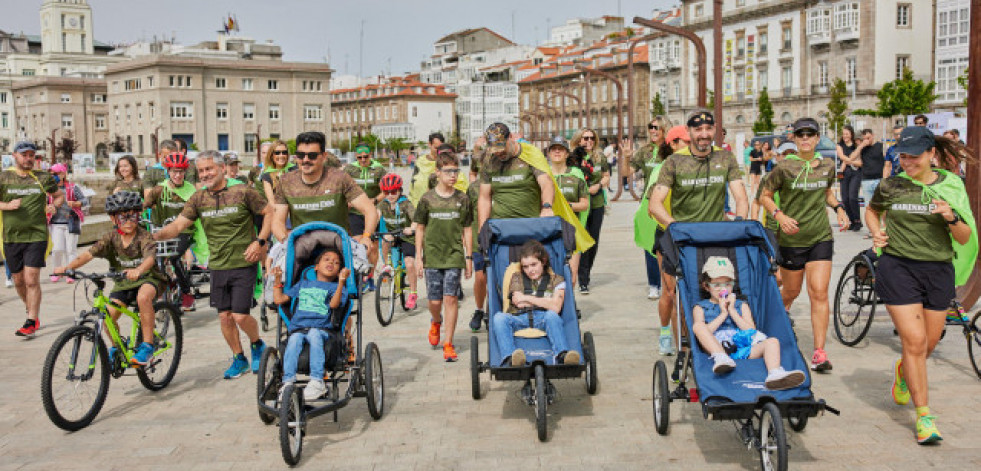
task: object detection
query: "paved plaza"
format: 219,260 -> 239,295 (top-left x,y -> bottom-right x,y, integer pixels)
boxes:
1,200 -> 980,470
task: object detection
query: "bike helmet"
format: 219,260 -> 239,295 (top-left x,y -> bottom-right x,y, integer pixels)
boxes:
105,191 -> 143,214
379,173 -> 403,192
163,152 -> 189,169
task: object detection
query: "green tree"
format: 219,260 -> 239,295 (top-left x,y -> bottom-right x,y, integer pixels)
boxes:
706,90 -> 715,109
651,92 -> 666,118
826,78 -> 850,135
854,68 -> 937,118
384,137 -> 410,164
957,67 -> 969,106
752,87 -> 775,134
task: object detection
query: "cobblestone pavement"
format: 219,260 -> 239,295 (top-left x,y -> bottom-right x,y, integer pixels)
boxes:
2,199 -> 980,470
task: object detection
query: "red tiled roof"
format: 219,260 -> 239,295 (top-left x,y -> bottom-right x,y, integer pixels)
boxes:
518,46 -> 649,83
331,76 -> 457,100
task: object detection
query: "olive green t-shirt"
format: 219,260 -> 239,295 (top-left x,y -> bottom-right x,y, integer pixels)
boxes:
762,155 -> 836,247
145,182 -> 195,233
415,189 -> 472,269
467,182 -> 480,253
869,172 -> 954,262
506,268 -> 565,314
273,167 -> 365,231
631,143 -> 660,189
88,227 -> 167,292
180,180 -> 267,270
755,174 -> 780,233
343,162 -> 386,215
586,150 -> 611,209
555,171 -> 588,211
112,177 -> 144,194
0,170 -> 58,243
377,197 -> 415,246
479,155 -> 544,219
655,149 -> 743,223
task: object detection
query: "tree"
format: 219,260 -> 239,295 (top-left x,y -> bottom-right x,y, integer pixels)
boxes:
55,133 -> 79,164
854,68 -> 937,118
651,92 -> 666,118
111,134 -> 126,152
706,90 -> 715,109
752,88 -> 775,134
384,137 -> 410,164
957,67 -> 969,106
826,78 -> 850,135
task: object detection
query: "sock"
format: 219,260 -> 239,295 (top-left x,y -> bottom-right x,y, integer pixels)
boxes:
235,353 -> 247,361
916,406 -> 930,417
251,339 -> 263,349
660,326 -> 671,336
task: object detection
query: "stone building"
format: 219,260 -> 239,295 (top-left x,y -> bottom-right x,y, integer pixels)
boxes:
933,0 -> 970,111
11,76 -> 108,156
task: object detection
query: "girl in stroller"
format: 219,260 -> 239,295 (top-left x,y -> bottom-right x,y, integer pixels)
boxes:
691,256 -> 806,390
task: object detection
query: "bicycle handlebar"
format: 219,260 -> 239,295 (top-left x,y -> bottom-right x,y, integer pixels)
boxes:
61,269 -> 127,281
372,229 -> 415,241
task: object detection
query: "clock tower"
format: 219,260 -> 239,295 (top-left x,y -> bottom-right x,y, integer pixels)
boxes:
39,0 -> 94,55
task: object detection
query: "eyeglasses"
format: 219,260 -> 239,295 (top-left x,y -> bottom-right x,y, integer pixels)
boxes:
440,168 -> 461,174
273,150 -> 289,156
648,124 -> 659,130
295,152 -> 320,161
582,135 -> 596,141
115,212 -> 140,222
707,282 -> 734,289
794,130 -> 817,138
384,190 -> 400,195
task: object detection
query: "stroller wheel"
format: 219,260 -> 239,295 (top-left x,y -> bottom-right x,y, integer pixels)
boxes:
470,336 -> 482,400
787,414 -> 808,432
758,402 -> 788,471
652,361 -> 670,435
257,346 -> 280,425
583,332 -> 599,395
279,383 -> 304,466
535,364 -> 548,442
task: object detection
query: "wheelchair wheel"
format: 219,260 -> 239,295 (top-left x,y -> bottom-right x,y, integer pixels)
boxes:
833,259 -> 877,346
652,360 -> 670,435
787,414 -> 808,432
364,342 -> 385,419
257,346 -> 281,425
470,336 -> 481,400
535,364 -> 548,442
375,273 -> 396,326
759,402 -> 788,471
968,311 -> 981,379
279,383 -> 304,466
41,326 -> 110,431
136,302 -> 183,391
583,331 -> 599,395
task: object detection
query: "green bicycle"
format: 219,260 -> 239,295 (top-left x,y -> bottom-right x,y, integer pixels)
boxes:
374,231 -> 412,326
41,270 -> 183,431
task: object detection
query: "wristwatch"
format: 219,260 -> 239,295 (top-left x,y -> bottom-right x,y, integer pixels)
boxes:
256,238 -> 266,247
465,255 -> 473,260
542,203 -> 552,209
833,203 -> 844,212
946,214 -> 961,225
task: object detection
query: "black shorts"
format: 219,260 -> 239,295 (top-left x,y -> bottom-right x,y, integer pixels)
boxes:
653,227 -> 665,255
109,283 -> 159,307
3,241 -> 47,273
210,265 -> 258,314
348,213 -> 366,238
779,240 -> 833,271
749,161 -> 763,175
398,240 -> 416,258
875,254 -> 955,311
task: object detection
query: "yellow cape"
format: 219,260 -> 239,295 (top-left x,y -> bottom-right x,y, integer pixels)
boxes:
516,142 -> 595,253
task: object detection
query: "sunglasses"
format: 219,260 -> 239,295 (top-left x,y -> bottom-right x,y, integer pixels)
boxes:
794,130 -> 817,138
648,124 -> 659,130
273,150 -> 289,156
357,155 -> 371,159
295,152 -> 320,161
707,281 -> 734,289
114,212 -> 140,222
440,168 -> 461,175
582,135 -> 596,141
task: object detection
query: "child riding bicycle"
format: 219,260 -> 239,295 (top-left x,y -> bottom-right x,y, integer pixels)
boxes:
55,191 -> 168,366
376,173 -> 418,309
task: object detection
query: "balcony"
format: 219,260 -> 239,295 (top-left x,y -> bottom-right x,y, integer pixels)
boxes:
666,57 -> 681,70
811,84 -> 829,95
835,24 -> 859,42
651,59 -> 667,72
808,30 -> 830,47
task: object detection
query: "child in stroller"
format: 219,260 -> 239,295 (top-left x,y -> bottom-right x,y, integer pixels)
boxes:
491,240 -> 581,367
692,256 -> 805,391
271,249 -> 350,401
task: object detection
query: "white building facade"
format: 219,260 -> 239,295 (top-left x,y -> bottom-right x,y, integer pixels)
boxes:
934,0 -> 970,109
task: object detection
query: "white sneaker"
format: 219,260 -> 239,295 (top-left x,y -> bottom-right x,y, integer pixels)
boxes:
648,286 -> 661,299
303,379 -> 328,402
764,368 -> 806,390
4,279 -> 12,288
712,354 -> 736,374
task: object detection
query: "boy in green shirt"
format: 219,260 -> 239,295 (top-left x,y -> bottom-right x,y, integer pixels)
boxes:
415,153 -> 473,362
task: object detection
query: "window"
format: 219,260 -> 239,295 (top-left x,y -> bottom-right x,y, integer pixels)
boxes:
62,33 -> 66,51
782,25 -> 792,50
846,57 -> 857,84
215,77 -> 227,89
304,105 -> 322,121
0,92 -> 5,103
736,35 -> 745,58
1,112 -> 8,129
22,69 -> 35,76
124,78 -> 141,90
244,134 -> 257,153
938,8 -> 970,47
833,2 -> 860,31
186,76 -> 192,87
896,55 -> 910,79
243,103 -> 255,120
90,93 -> 105,103
758,68 -> 768,90
147,76 -> 154,87
242,78 -> 253,90
267,80 -> 278,91
694,3 -> 704,17
216,102 -> 228,120
269,104 -> 280,120
170,102 -> 193,119
759,32 -> 768,55
61,114 -> 73,129
61,93 -> 71,103
412,106 -> 418,118
80,34 -> 85,51
897,4 -> 911,27
818,61 -> 828,87
781,66 -> 793,92
94,114 -> 106,130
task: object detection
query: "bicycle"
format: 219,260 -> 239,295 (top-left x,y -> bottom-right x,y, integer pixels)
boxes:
41,270 -> 184,431
373,230 -> 412,326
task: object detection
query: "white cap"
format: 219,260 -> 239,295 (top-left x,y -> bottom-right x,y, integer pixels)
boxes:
702,256 -> 735,279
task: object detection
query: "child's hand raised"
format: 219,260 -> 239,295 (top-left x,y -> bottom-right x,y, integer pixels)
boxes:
270,266 -> 283,282
339,268 -> 351,280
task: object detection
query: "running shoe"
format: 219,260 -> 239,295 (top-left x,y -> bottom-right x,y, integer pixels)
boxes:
428,321 -> 441,347
892,358 -> 910,405
65,277 -> 74,284
658,332 -> 676,356
130,342 -> 155,366
5,279 -> 13,288
469,310 -> 485,332
916,415 -> 943,444
380,265 -> 393,276
810,349 -> 833,372
945,305 -> 969,323
303,380 -> 328,402
15,319 -> 38,337
181,293 -> 196,311
648,286 -> 661,299
443,343 -> 458,362
579,285 -> 590,295
50,275 -> 60,283
510,348 -> 526,366
250,340 -> 267,373
223,355 -> 250,379
406,293 -> 417,310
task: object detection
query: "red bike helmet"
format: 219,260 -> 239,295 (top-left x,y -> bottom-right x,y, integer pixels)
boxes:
380,173 -> 403,192
163,152 -> 189,169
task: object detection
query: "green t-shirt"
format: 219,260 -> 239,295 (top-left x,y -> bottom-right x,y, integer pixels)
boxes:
414,189 -> 472,269
555,171 -> 587,212
180,180 -> 267,270
869,172 -> 954,262
273,167 -> 365,231
0,170 -> 58,243
112,177 -> 144,195
755,174 -> 780,233
586,149 -> 611,209
344,161 -> 386,215
655,148 -> 743,223
762,154 -> 836,247
89,227 -> 167,292
377,197 -> 415,245
479,154 -> 544,219
466,182 -> 480,253
631,143 -> 660,190
145,181 -> 196,232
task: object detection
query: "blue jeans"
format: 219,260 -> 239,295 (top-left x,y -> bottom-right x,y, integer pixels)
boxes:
644,250 -> 661,288
282,328 -> 331,383
861,179 -> 880,206
492,310 -> 569,365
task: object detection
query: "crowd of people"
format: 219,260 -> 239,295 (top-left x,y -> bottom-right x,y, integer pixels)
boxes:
1,107 -> 974,445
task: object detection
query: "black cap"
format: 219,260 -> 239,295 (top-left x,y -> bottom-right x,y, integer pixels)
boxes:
892,126 -> 936,156
547,136 -> 569,152
686,110 -> 715,128
791,118 -> 820,133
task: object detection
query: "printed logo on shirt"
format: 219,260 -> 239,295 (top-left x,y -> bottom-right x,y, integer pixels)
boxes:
892,203 -> 936,214
386,215 -> 407,225
562,187 -> 577,197
491,174 -> 524,184
430,210 -> 460,220
201,206 -> 240,218
293,200 -> 336,211
680,175 -> 725,187
162,201 -> 185,209
7,187 -> 42,196
119,258 -> 142,268
354,178 -> 373,185
791,180 -> 829,190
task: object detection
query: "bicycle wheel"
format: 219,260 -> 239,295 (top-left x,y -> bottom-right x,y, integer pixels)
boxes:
136,302 -> 183,391
41,326 -> 111,431
398,270 -> 408,311
833,260 -> 877,346
968,311 -> 981,380
375,273 -> 396,326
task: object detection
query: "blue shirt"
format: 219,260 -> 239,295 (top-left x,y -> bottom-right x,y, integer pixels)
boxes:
284,279 -> 347,332
884,145 -> 901,177
696,298 -> 745,332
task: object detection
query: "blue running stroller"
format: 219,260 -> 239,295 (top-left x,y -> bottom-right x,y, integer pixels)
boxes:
470,217 -> 598,442
653,221 -> 838,471
254,222 -> 385,466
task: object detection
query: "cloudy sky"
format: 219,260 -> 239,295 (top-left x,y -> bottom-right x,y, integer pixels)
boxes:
2,0 -> 678,76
